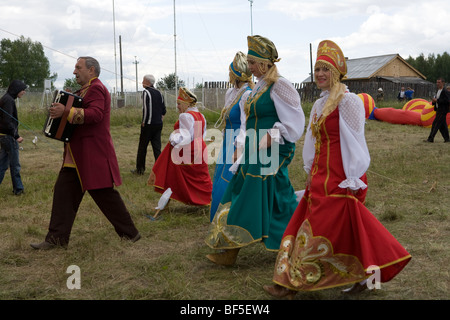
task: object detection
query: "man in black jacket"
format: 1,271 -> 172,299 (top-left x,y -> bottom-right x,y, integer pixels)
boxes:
131,74 -> 166,175
425,78 -> 450,143
0,80 -> 27,195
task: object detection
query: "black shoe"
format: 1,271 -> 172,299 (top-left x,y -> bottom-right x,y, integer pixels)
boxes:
423,139 -> 433,143
30,241 -> 57,250
13,190 -> 24,196
444,140 -> 449,143
123,232 -> 141,243
130,169 -> 144,175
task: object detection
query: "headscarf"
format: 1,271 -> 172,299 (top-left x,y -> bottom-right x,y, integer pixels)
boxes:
177,87 -> 197,107
215,52 -> 254,129
229,51 -> 253,85
247,35 -> 280,84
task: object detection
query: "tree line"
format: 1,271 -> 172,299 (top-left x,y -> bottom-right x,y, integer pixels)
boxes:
406,52 -> 450,84
2,36 -> 450,89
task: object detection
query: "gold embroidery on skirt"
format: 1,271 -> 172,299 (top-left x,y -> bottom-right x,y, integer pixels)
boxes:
274,219 -> 366,290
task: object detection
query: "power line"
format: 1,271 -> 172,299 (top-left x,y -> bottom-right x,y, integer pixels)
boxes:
0,27 -> 135,83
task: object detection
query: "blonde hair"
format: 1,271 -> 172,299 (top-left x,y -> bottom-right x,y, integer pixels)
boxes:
249,56 -> 279,85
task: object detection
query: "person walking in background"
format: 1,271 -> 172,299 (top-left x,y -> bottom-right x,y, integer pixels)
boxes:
131,74 -> 166,175
425,78 -> 449,143
0,80 -> 27,196
397,86 -> 406,102
205,35 -> 305,266
210,51 -> 253,221
263,40 -> 411,299
148,87 -> 212,206
30,56 -> 140,250
376,88 -> 384,102
405,87 -> 414,101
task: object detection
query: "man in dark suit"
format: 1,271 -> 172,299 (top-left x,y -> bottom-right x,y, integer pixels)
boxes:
425,78 -> 449,142
131,74 -> 166,175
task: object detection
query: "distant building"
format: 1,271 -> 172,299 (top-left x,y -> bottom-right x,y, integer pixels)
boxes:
304,53 -> 429,84
301,53 -> 434,101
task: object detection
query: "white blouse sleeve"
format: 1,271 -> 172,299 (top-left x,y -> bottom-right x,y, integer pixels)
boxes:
235,90 -> 250,149
169,112 -> 194,146
338,93 -> 371,190
302,108 -> 316,174
270,77 -> 305,143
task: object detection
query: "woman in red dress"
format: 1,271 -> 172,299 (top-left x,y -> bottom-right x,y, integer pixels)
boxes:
148,87 -> 212,206
263,40 -> 411,298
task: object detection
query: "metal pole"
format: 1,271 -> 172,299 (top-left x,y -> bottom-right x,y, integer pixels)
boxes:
119,35 -> 123,95
174,0 -> 177,106
310,43 -> 314,83
249,0 -> 253,35
133,56 -> 139,106
112,0 -> 118,105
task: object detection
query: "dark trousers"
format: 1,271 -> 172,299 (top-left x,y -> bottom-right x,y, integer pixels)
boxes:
136,123 -> 163,173
45,168 -> 139,246
427,111 -> 449,142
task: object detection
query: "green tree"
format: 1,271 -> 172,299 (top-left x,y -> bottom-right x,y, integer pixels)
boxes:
406,52 -> 450,83
63,77 -> 81,92
0,36 -> 57,88
156,73 -> 185,90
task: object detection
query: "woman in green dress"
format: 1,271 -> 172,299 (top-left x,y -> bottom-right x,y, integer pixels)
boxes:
205,35 -> 305,266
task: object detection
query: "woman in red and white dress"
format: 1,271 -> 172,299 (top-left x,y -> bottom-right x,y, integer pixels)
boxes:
148,87 -> 212,206
263,40 -> 411,298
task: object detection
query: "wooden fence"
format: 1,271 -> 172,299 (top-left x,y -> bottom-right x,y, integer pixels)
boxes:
5,79 -> 435,111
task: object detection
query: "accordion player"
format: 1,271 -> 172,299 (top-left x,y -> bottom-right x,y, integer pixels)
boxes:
43,90 -> 83,142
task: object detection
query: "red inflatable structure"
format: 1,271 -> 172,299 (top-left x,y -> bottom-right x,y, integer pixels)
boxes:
357,94 -> 450,128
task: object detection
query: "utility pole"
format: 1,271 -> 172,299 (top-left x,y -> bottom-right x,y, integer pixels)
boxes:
310,43 -> 314,83
112,0 -> 118,105
119,35 -> 123,95
133,56 -> 139,106
249,0 -> 253,35
174,0 -> 177,105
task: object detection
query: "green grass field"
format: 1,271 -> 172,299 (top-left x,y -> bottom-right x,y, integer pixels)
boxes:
0,98 -> 449,301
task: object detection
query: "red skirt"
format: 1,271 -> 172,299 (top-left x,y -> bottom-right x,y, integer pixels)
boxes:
272,107 -> 411,291
149,142 -> 212,206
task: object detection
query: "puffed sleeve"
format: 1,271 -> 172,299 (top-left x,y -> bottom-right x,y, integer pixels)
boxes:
270,77 -> 305,143
169,112 -> 194,146
338,93 -> 371,190
302,107 -> 316,174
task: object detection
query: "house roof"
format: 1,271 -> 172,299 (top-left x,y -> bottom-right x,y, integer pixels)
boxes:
302,53 -> 426,83
346,54 -> 397,79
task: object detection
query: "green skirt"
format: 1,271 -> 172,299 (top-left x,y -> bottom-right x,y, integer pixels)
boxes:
205,141 -> 298,251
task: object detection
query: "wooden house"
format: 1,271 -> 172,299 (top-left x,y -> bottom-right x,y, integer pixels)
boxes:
301,53 -> 434,101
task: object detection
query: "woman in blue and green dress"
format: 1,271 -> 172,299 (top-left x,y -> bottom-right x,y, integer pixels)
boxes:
210,52 -> 254,221
205,35 -> 305,266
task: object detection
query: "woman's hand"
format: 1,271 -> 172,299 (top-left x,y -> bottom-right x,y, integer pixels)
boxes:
259,132 -> 273,150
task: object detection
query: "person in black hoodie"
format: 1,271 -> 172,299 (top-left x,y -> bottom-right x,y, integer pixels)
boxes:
0,80 -> 27,195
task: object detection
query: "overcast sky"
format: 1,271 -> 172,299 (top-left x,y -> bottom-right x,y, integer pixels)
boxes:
1,0 -> 449,91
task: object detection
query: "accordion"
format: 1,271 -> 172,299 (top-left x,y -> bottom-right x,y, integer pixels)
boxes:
43,90 -> 83,142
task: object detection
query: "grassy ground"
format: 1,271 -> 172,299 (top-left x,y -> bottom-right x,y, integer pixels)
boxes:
0,98 -> 449,301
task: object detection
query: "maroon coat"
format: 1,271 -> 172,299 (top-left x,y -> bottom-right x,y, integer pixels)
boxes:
68,78 -> 122,191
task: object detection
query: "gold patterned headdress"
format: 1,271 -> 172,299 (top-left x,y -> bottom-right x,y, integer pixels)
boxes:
315,40 -> 347,79
229,51 -> 253,84
177,87 -> 197,107
247,35 -> 280,64
313,40 -> 348,127
247,35 -> 280,84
